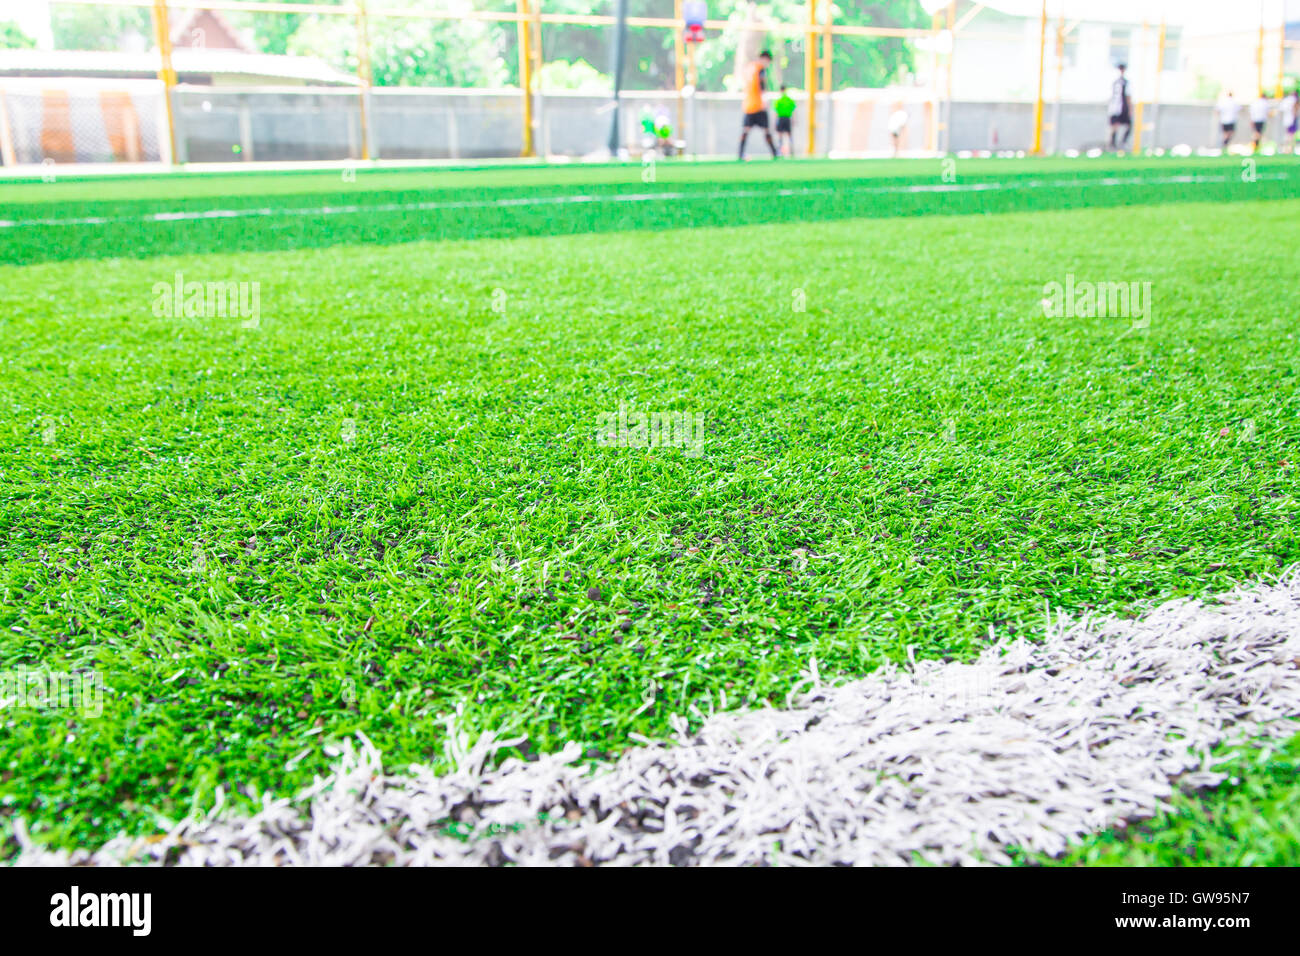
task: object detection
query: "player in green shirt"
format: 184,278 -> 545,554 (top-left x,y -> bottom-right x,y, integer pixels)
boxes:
774,86 -> 797,157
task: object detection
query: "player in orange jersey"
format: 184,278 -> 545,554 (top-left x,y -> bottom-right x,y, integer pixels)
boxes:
738,50 -> 779,160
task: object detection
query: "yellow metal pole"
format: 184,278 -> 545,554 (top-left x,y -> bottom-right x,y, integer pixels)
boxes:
687,38 -> 697,156
928,11 -> 940,151
151,0 -> 178,165
674,0 -> 685,138
943,0 -> 955,153
1147,18 -> 1166,152
355,0 -> 372,160
1031,0 -> 1047,154
1049,5 -> 1064,154
531,0 -> 542,154
1132,22 -> 1148,152
806,0 -> 817,157
0,84 -> 16,168
517,0 -> 535,157
821,0 -> 832,155
1278,4 -> 1288,98
1257,0 -> 1266,96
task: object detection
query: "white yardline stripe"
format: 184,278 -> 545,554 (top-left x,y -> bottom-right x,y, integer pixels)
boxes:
14,571 -> 1300,867
2,172 -> 1288,230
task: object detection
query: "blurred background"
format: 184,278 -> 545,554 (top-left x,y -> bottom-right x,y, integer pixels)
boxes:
0,0 -> 1297,165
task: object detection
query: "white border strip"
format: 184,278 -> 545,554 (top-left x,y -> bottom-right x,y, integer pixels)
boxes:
2,172 -> 1288,230
14,572 -> 1300,866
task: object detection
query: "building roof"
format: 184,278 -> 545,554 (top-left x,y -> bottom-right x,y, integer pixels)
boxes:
0,48 -> 359,85
170,8 -> 255,53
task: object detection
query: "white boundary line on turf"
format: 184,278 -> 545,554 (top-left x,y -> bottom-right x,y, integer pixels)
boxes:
0,172 -> 1289,230
14,570 -> 1300,866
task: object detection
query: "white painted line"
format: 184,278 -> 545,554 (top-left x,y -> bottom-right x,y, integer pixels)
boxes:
1,172 -> 1288,231
14,571 -> 1300,866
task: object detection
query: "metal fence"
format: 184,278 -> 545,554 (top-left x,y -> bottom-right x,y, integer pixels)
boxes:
1,0 -> 1297,166
1,79 -> 165,164
5,77 -> 1288,166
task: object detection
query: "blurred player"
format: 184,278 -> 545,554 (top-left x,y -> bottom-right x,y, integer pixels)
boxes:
1283,87 -> 1298,154
1217,91 -> 1239,149
738,50 -> 778,160
888,105 -> 909,157
774,85 -> 796,156
1250,91 -> 1271,152
654,106 -> 674,154
1107,63 -> 1132,151
639,107 -> 657,152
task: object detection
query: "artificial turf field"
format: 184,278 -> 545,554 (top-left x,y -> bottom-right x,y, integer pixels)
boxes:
2,155 -> 1299,863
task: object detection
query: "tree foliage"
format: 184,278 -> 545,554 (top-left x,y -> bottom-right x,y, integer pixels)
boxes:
0,20 -> 36,49
51,8 -> 152,52
41,0 -> 925,91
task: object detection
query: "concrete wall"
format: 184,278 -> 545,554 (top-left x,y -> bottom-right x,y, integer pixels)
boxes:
947,100 -> 1283,153
2,80 -> 1286,167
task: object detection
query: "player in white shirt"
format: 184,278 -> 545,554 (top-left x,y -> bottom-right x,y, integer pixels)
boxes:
1107,64 -> 1132,151
888,106 -> 909,157
1249,92 -> 1271,152
1282,88 -> 1297,154
1217,92 -> 1239,149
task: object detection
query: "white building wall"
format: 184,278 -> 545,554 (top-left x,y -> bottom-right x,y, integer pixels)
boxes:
932,10 -> 1235,105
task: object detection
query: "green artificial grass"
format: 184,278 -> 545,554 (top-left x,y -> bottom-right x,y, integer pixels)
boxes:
1,162 -> 1298,855
0,155 -> 1253,203
1040,736 -> 1300,866
3,156 -> 1296,265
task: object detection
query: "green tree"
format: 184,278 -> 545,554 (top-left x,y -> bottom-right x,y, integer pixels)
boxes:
538,58 -> 612,93
539,1 -> 676,91
284,4 -> 510,88
541,0 -> 927,92
829,0 -> 926,89
688,0 -> 926,92
0,20 -> 36,49
50,8 -> 152,52
370,19 -> 510,87
232,10 -> 307,56
58,0 -> 925,92
223,1 -> 347,56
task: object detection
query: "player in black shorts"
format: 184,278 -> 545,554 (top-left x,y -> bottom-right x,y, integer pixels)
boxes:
1250,92 -> 1271,151
1107,64 -> 1132,151
1218,92 -> 1240,148
738,51 -> 778,160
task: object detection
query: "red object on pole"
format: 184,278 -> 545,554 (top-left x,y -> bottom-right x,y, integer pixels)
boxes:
684,0 -> 706,42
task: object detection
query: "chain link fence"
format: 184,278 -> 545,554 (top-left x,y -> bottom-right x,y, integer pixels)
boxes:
1,0 -> 1296,165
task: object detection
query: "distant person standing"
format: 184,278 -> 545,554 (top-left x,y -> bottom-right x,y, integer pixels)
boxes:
654,106 -> 674,154
1250,91 -> 1271,152
1107,63 -> 1133,151
639,107 -> 657,150
1217,91 -> 1239,149
1283,87 -> 1298,154
888,105 -> 909,157
774,86 -> 796,156
738,50 -> 779,160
